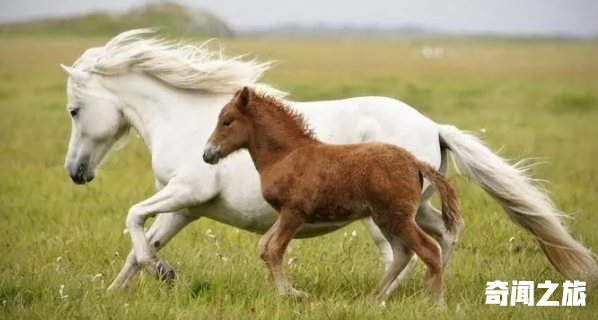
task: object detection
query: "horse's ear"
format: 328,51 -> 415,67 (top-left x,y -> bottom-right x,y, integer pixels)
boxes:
237,86 -> 252,111
60,64 -> 90,82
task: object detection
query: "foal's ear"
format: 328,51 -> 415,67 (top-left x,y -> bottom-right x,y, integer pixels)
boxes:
236,86 -> 252,111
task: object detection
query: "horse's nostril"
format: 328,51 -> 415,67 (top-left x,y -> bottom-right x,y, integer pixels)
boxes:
67,161 -> 94,184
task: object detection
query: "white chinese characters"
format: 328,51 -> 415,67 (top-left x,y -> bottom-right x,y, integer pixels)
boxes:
485,280 -> 586,306
511,281 -> 534,306
485,280 -> 509,306
562,280 -> 586,306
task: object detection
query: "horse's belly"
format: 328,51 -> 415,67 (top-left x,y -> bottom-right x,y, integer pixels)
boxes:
191,197 -> 351,238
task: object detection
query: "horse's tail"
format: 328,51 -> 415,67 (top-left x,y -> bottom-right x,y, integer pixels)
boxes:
438,124 -> 598,280
417,162 -> 463,236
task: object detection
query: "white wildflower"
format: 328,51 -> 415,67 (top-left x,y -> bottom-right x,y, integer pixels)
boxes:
288,255 -> 299,265
509,236 -> 520,253
59,284 -> 68,299
217,253 -> 229,262
206,229 -> 219,248
206,229 -> 217,240
351,230 -> 357,238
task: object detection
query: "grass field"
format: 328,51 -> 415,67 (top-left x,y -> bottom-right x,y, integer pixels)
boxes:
1,35 -> 598,319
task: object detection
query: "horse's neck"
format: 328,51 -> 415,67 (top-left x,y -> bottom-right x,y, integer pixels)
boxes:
103,73 -> 230,152
247,113 -> 315,173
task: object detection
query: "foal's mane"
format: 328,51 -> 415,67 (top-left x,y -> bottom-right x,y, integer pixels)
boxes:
68,29 -> 286,99
249,90 -> 316,141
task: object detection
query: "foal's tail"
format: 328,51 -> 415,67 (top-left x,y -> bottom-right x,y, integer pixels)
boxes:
438,124 -> 598,281
417,162 -> 463,236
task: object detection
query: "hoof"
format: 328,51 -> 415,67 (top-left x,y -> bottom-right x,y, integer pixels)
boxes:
106,283 -> 119,292
433,299 -> 446,311
367,293 -> 385,307
156,260 -> 176,282
281,288 -> 309,299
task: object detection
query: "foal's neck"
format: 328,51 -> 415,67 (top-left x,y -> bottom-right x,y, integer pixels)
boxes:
246,98 -> 317,172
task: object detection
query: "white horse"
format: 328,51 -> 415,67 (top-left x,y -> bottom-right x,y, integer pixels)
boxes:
61,29 -> 596,294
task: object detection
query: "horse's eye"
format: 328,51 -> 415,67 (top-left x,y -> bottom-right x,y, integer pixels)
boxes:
69,109 -> 79,117
223,120 -> 233,127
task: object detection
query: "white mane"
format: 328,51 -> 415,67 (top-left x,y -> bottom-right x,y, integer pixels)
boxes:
69,29 -> 286,98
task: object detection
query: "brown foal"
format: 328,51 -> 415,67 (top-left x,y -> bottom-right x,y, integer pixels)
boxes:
202,87 -> 463,303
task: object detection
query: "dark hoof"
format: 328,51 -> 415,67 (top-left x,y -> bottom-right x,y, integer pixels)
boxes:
156,260 -> 176,282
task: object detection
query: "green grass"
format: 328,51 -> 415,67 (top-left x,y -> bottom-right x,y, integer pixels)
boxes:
1,36 -> 598,319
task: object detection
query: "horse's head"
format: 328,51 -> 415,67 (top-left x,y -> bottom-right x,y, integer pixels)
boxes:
61,64 -> 130,184
203,87 -> 254,164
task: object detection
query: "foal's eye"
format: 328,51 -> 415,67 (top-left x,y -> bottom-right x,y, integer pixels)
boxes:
222,120 -> 233,127
69,109 -> 80,117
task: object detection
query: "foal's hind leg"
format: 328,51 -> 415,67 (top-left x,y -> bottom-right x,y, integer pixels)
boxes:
371,227 -> 415,301
259,211 -> 307,297
400,221 -> 444,303
362,218 -> 418,296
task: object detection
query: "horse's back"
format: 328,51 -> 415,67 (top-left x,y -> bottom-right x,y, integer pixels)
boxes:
289,96 -> 442,168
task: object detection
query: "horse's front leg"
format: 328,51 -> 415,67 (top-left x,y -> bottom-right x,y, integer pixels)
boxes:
125,183 -> 211,278
107,211 -> 198,291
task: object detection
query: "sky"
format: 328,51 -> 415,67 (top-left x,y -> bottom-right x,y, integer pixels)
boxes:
0,0 -> 597,36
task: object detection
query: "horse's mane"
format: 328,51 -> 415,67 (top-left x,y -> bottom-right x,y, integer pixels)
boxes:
69,29 -> 286,98
250,90 -> 316,141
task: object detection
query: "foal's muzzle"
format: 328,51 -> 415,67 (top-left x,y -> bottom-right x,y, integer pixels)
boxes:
203,145 -> 222,165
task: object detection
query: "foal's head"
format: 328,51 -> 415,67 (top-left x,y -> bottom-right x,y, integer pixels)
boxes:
203,86 -> 315,165
203,87 -> 255,164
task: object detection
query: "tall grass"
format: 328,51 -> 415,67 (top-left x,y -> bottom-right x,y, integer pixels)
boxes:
1,36 -> 597,319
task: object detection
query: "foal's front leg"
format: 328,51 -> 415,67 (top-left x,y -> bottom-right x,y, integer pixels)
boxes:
259,211 -> 307,297
125,182 -> 211,277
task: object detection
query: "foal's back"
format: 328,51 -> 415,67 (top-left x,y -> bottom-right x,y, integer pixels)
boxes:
260,142 -> 423,223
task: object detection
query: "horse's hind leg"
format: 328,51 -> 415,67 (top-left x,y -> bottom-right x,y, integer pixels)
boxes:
260,211 -> 306,297
414,146 -> 462,270
416,201 -> 463,269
